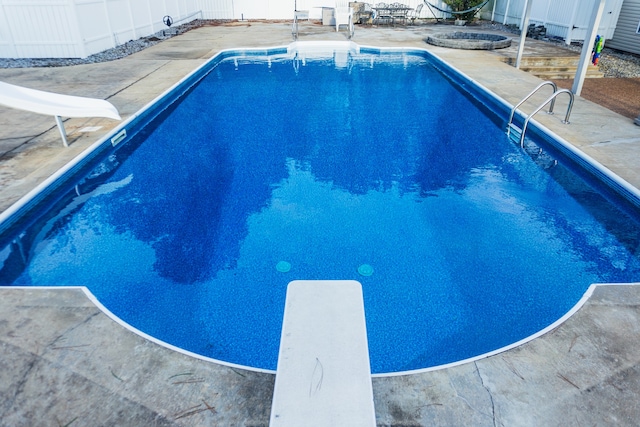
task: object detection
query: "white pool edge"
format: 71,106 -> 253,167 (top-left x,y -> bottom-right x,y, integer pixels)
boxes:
6,282 -> 640,377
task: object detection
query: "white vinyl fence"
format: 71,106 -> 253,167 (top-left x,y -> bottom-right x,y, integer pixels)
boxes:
1,0 -> 624,58
0,0 -> 226,58
0,0 -> 475,59
490,0 -> 623,43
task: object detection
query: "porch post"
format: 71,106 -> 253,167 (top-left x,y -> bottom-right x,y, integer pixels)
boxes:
572,0 -> 606,96
515,0 -> 533,69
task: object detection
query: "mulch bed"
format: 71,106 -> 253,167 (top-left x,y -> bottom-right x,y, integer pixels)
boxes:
552,78 -> 640,120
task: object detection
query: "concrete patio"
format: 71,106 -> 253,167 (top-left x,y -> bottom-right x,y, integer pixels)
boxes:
1,21 -> 640,426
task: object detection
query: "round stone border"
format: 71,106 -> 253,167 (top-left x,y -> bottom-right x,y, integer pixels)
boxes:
426,32 -> 512,50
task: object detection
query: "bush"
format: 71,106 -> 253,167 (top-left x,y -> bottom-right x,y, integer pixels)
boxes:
442,0 -> 486,22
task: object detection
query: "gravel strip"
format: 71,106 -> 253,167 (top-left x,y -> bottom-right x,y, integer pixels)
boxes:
543,40 -> 640,78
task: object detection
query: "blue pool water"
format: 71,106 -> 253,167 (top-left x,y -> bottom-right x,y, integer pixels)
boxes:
2,47 -> 640,374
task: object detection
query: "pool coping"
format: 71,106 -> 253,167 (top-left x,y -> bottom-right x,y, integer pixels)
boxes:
7,281 -> 639,379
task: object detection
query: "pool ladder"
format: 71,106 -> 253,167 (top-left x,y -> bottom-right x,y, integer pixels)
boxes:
507,81 -> 574,148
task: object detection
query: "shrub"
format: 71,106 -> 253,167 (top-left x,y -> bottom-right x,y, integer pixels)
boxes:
442,0 -> 486,22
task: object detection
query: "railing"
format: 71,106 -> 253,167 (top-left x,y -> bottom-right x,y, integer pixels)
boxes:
507,81 -> 574,148
507,81 -> 557,127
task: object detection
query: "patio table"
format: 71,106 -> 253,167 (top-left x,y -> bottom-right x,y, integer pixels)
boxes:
372,6 -> 412,26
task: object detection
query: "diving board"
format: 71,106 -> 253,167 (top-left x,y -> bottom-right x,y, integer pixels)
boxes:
0,81 -> 121,147
270,280 -> 376,427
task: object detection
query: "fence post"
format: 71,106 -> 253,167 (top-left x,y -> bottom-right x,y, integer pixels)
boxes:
127,0 -> 137,40
69,0 -> 87,58
102,0 -> 117,47
503,0 -> 511,25
565,1 -> 579,45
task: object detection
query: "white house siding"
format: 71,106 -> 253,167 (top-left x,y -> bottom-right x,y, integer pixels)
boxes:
491,0 -> 623,43
608,0 -> 640,54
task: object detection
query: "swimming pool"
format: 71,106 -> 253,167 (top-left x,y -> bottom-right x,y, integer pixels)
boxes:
2,42 -> 640,375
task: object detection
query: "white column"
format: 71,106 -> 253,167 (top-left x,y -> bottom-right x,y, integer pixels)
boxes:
515,0 -> 533,69
572,0 -> 606,96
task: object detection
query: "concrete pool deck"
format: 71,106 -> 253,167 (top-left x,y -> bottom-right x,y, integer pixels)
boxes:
1,21 -> 640,425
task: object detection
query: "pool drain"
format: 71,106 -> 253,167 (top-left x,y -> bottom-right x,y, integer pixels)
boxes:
276,261 -> 292,273
358,264 -> 374,277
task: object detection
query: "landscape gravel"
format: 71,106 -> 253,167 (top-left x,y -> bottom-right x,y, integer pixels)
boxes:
1,19 -> 639,78
544,39 -> 640,78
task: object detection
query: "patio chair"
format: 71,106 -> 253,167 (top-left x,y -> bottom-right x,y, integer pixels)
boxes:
335,0 -> 355,37
407,3 -> 423,25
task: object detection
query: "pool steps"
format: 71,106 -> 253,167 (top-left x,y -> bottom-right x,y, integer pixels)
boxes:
270,280 -> 376,426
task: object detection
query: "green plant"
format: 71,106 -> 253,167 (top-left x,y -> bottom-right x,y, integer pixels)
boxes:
442,0 -> 485,22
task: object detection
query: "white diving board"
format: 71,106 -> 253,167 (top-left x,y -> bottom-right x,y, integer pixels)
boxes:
0,81 -> 121,147
270,280 -> 376,427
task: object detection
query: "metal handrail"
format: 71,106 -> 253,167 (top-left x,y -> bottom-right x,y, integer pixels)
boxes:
507,81 -> 558,129
518,89 -> 574,147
